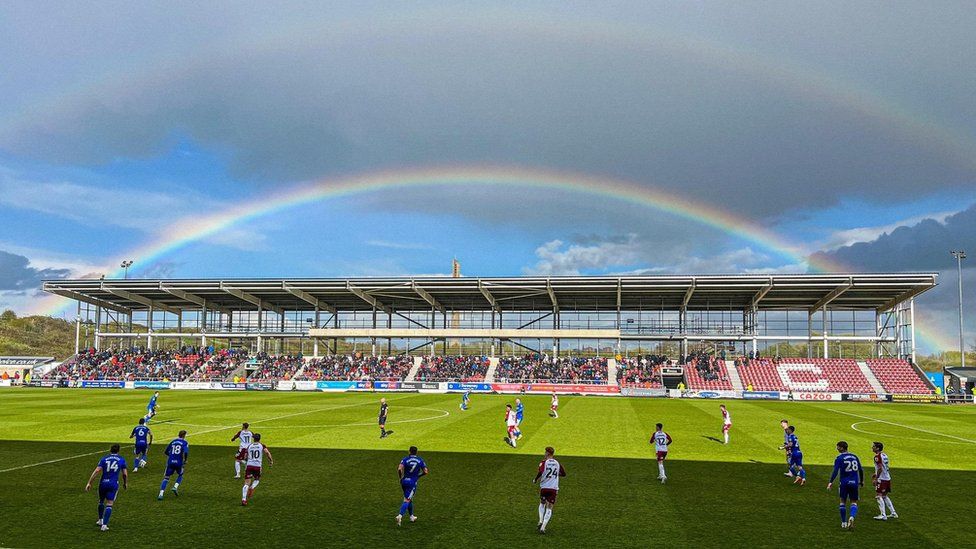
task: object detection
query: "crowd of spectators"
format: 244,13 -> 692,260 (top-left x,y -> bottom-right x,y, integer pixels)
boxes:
43,347 -> 211,381
188,348 -> 249,381
616,354 -> 670,387
496,354 -> 608,383
415,355 -> 489,381
297,355 -> 413,381
246,353 -> 305,381
683,351 -> 727,383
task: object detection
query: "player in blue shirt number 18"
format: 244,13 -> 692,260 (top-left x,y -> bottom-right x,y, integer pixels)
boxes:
827,440 -> 864,530
85,444 -> 128,532
158,430 -> 189,500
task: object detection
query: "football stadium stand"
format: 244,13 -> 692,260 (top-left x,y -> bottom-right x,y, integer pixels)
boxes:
866,359 -> 933,394
414,355 -> 490,382
495,355 -> 608,383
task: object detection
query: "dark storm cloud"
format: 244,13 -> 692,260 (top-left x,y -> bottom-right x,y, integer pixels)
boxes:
810,203 -> 976,272
2,4 -> 976,221
0,250 -> 71,291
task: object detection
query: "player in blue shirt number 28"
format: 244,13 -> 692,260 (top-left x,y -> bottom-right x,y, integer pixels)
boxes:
396,446 -> 429,527
85,444 -> 128,532
827,440 -> 864,530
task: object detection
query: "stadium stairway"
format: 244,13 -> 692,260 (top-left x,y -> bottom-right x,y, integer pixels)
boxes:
725,360 -> 745,392
405,357 -> 424,382
291,358 -> 309,380
484,357 -> 499,382
607,358 -> 619,387
856,361 -> 887,394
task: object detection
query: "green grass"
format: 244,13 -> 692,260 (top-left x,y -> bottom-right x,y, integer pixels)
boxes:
1,389 -> 974,548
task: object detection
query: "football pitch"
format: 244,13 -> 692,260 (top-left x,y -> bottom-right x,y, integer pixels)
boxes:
1,390 -> 974,548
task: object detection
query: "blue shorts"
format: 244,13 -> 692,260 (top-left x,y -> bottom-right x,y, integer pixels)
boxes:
839,483 -> 859,501
98,482 -> 119,501
134,442 -> 148,454
164,463 -> 184,477
516,412 -> 524,423
789,452 -> 803,467
401,479 -> 417,500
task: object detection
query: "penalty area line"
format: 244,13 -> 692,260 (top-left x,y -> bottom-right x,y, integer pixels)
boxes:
827,408 -> 976,444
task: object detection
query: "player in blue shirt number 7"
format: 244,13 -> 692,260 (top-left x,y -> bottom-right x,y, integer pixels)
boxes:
827,440 -> 864,530
158,430 -> 189,500
396,446 -> 428,526
85,444 -> 128,532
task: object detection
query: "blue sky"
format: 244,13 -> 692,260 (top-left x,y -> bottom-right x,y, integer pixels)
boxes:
1,2 -> 974,353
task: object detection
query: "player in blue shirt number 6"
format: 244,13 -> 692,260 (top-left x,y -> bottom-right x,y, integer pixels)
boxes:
827,440 -> 864,530
85,444 -> 128,532
396,446 -> 428,526
158,430 -> 189,500
129,418 -> 153,472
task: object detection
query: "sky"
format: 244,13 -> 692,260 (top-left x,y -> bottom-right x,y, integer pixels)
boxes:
0,1 -> 974,354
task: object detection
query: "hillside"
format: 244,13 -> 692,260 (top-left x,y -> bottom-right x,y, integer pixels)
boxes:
0,310 -> 75,359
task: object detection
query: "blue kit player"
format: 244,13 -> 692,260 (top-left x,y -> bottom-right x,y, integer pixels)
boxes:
827,440 -> 864,530
786,426 -> 806,486
158,430 -> 189,500
144,391 -> 160,424
396,446 -> 428,526
778,419 -> 795,477
85,444 -> 128,531
460,390 -> 470,411
514,397 -> 524,440
129,418 -> 153,472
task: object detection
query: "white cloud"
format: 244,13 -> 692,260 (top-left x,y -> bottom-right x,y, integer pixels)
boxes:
365,240 -> 433,251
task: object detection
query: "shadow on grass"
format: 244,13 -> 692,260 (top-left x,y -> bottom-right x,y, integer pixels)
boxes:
0,440 -> 971,548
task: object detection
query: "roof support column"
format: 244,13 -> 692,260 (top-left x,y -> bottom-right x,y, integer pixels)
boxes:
807,311 -> 813,359
74,301 -> 81,355
822,305 -> 829,359
147,306 -> 154,351
201,302 -> 208,351
94,305 -> 101,351
910,298 -> 917,363
371,307 -> 377,357
313,306 -> 320,358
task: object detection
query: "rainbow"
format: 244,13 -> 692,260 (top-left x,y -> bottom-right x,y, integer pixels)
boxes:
28,165 -> 948,352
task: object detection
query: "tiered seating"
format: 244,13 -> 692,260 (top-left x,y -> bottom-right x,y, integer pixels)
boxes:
297,355 -> 413,381
738,358 -> 874,392
495,355 -> 608,384
617,356 -> 667,388
189,350 -> 247,381
867,359 -> 933,394
43,349 -> 207,381
247,354 -> 304,381
415,356 -> 489,381
683,355 -> 733,390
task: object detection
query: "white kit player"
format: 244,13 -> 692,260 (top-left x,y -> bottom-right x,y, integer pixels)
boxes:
532,446 -> 567,534
550,393 -> 559,418
505,404 -> 519,447
872,441 -> 898,520
720,405 -> 732,444
231,422 -> 253,478
238,433 -> 273,506
650,423 -> 672,483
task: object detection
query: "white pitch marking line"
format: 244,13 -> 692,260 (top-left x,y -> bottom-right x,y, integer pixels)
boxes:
828,407 -> 976,444
849,420 -> 972,445
0,396 -> 414,473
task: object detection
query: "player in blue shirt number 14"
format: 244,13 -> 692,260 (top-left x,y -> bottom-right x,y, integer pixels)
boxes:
158,430 -> 189,500
827,440 -> 864,530
396,446 -> 429,526
85,444 -> 128,532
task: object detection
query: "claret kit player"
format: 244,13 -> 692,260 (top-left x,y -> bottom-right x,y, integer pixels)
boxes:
505,404 -> 519,448
720,404 -> 731,444
533,446 -> 567,534
549,392 -> 559,418
872,441 -> 898,521
650,423 -> 672,483
239,433 -> 274,506
231,422 -> 253,478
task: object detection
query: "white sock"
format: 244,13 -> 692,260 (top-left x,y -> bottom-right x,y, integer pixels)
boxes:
876,496 -> 885,516
235,461 -> 241,475
173,482 -> 179,490
251,480 -> 260,490
542,508 -> 553,529
884,496 -> 896,515
658,463 -> 666,477
242,485 -> 249,500
538,504 -> 545,524
724,432 -> 729,443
